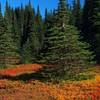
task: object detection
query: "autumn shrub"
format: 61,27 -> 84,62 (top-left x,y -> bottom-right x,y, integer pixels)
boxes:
0,75 -> 100,100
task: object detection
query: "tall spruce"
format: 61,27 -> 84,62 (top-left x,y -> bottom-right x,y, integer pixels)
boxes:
72,0 -> 81,29
42,0 -> 94,80
0,3 -> 19,67
40,9 -> 56,61
0,3 -> 5,67
18,5 -> 24,48
44,9 -> 54,29
82,0 -> 100,63
56,0 -> 69,26
92,0 -> 100,63
22,2 -> 40,63
35,5 -> 44,51
81,0 -> 93,43
4,1 -> 13,37
12,8 -> 21,50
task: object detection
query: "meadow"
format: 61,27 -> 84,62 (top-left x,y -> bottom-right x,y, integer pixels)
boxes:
0,64 -> 100,100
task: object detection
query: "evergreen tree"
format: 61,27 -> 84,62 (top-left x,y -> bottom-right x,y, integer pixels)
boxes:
0,3 -> 5,67
0,3 -> 19,67
12,8 -> 21,49
40,9 -> 56,62
72,0 -> 82,29
4,1 -> 13,37
56,0 -> 69,26
81,0 -> 93,43
42,0 -> 94,80
22,2 -> 40,63
68,5 -> 74,25
17,5 -> 24,48
92,0 -> 100,63
69,0 -> 76,25
35,5 -> 44,51
44,9 -> 54,29
82,0 -> 100,63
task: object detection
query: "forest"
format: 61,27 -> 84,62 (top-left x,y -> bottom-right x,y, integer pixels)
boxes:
0,0 -> 100,100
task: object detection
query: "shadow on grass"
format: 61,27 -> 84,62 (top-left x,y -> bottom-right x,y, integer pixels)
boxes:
0,71 -> 46,82
0,66 -> 94,82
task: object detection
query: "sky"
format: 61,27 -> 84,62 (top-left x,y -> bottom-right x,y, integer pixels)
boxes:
0,0 -> 84,17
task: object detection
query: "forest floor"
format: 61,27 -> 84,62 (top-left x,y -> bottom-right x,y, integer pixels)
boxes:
0,64 -> 100,100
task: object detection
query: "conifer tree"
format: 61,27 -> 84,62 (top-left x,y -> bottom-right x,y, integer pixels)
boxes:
4,1 -> 13,36
42,0 -> 94,80
17,5 -> 24,48
82,0 -> 100,63
12,8 -> 21,49
0,3 -> 5,67
92,0 -> 100,63
56,0 -> 69,26
44,9 -> 54,29
70,0 -> 76,25
22,2 -> 40,63
72,0 -> 81,29
35,5 -> 44,50
0,3 -> 19,67
81,0 -> 93,43
40,9 -> 56,61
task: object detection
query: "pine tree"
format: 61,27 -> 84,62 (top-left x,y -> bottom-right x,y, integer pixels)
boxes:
72,0 -> 82,29
17,5 -> 24,48
0,3 -> 19,67
82,0 -> 100,63
34,5 -> 44,51
42,0 -> 94,80
0,3 -> 5,67
91,0 -> 100,63
40,9 -> 56,62
68,5 -> 74,25
12,8 -> 21,50
56,0 -> 69,26
4,1 -> 13,36
81,0 -> 93,43
44,9 -> 54,29
22,2 -> 40,63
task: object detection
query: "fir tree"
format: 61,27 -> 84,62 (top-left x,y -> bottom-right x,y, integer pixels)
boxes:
56,0 -> 69,27
81,0 -> 93,43
22,2 -> 40,63
4,1 -> 13,36
42,0 -> 94,80
72,0 -> 82,29
82,0 -> 100,63
44,9 -> 54,29
12,8 -> 21,49
40,9 -> 56,62
0,3 -> 5,67
92,0 -> 100,62
35,5 -> 44,50
0,3 -> 19,67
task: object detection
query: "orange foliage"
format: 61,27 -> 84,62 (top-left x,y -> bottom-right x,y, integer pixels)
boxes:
0,65 -> 100,100
0,64 -> 45,76
0,77 -> 100,100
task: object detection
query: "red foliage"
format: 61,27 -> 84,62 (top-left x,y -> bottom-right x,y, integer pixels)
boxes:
0,65 -> 100,100
0,64 -> 45,76
0,79 -> 100,100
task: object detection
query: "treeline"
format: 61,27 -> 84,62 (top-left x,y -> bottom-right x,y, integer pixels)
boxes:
0,0 -> 100,71
0,1 -> 44,66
